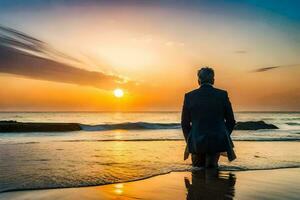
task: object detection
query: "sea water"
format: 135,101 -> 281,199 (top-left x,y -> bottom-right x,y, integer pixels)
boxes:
0,112 -> 299,192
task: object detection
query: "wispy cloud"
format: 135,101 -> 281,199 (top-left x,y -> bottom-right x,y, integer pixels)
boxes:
234,50 -> 247,54
253,64 -> 299,72
0,25 -> 129,89
253,66 -> 280,72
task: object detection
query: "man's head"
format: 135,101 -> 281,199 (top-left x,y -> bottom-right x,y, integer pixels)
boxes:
197,67 -> 215,85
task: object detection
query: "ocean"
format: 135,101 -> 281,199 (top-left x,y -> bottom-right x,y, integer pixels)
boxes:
0,112 -> 299,192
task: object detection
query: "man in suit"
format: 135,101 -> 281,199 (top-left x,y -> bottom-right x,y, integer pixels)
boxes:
181,67 -> 236,169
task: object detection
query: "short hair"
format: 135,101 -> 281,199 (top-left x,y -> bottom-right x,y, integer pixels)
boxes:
197,67 -> 214,84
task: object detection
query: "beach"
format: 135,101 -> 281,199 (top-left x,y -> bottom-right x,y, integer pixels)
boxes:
0,112 -> 299,199
1,168 -> 299,200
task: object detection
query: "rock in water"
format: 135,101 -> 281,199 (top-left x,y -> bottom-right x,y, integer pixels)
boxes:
0,121 -> 81,132
235,121 -> 278,130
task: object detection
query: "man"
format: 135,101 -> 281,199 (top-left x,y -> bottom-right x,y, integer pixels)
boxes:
181,67 -> 236,169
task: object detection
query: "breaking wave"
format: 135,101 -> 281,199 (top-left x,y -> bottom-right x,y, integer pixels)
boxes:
80,122 -> 181,131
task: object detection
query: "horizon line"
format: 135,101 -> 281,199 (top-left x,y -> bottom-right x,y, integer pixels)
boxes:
0,110 -> 299,113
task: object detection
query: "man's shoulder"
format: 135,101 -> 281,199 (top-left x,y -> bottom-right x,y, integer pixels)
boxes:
185,87 -> 228,96
185,88 -> 200,97
213,87 -> 228,96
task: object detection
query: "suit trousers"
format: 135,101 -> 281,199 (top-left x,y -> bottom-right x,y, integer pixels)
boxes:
192,153 -> 220,168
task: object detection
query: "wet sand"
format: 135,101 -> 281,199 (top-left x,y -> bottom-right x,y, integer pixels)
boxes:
0,168 -> 299,200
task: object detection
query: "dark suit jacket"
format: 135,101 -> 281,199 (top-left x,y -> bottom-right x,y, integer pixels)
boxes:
181,84 -> 236,160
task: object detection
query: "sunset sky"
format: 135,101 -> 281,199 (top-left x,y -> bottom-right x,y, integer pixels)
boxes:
0,0 -> 299,111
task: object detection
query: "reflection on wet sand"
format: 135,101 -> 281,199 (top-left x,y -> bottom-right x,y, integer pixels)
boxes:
1,169 -> 300,200
185,170 -> 236,200
114,183 -> 124,195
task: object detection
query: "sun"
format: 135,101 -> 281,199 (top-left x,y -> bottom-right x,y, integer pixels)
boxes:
113,88 -> 124,98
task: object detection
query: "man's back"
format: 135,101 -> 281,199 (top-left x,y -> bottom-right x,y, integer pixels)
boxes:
181,84 -> 235,154
181,67 -> 236,166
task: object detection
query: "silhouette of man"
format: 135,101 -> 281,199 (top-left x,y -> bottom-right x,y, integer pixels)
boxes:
181,67 -> 236,169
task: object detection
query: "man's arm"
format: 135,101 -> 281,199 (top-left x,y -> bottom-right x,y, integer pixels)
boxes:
224,92 -> 236,134
181,94 -> 191,141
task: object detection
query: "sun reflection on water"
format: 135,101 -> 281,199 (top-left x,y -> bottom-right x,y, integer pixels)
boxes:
114,131 -> 123,140
114,183 -> 124,195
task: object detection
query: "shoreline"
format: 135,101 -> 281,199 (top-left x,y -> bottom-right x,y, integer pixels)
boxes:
1,166 -> 300,194
1,168 -> 300,200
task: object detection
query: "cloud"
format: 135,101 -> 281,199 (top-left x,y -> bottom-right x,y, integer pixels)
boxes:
0,25 -> 129,90
253,66 -> 280,72
253,64 -> 299,72
235,50 -> 247,54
